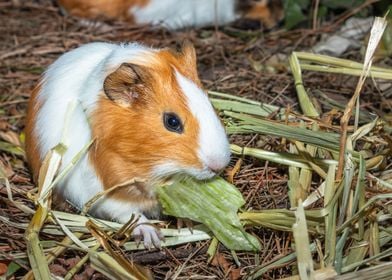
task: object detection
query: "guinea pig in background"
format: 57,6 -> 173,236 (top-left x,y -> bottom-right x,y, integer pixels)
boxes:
25,42 -> 231,248
57,0 -> 284,30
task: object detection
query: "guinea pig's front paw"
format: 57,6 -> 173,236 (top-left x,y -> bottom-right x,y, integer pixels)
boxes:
132,223 -> 164,249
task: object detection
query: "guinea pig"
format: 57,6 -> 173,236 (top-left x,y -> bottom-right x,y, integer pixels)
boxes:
25,42 -> 231,248
57,0 -> 283,30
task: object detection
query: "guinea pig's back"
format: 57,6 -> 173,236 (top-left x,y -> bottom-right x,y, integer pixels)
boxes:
25,42 -> 116,180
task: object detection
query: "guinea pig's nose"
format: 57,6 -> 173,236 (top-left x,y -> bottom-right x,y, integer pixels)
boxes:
207,161 -> 225,173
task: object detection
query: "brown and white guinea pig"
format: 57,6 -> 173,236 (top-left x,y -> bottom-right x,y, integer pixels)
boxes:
25,42 -> 231,247
57,0 -> 283,30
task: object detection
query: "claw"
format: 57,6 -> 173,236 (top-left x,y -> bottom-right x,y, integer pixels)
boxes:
177,218 -> 184,230
177,218 -> 193,234
151,232 -> 162,249
185,219 -> 193,234
132,223 -> 162,249
134,234 -> 142,248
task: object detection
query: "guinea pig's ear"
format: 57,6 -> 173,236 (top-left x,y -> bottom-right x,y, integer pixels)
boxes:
180,40 -> 197,71
103,63 -> 148,107
179,41 -> 202,85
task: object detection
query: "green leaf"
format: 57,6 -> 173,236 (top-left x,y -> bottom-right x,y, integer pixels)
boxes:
157,177 -> 261,252
284,0 -> 307,29
6,261 -> 21,277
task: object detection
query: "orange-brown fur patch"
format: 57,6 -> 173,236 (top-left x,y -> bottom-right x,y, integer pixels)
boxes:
58,0 -> 148,21
25,84 -> 42,182
90,46 -> 202,203
243,0 -> 284,29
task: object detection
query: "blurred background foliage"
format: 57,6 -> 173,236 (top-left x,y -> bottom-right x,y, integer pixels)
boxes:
283,0 -> 392,29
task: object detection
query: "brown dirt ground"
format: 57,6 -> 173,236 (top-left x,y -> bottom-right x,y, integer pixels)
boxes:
0,0 -> 391,279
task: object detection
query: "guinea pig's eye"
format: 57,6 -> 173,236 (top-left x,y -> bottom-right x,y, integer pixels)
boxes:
163,112 -> 183,134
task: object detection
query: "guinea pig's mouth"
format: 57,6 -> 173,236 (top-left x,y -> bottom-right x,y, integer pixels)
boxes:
151,163 -> 218,182
186,167 -> 217,180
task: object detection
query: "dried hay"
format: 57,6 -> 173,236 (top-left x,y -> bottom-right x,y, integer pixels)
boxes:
0,1 -> 391,279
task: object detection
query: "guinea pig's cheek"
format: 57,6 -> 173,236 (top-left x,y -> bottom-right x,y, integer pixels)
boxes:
150,162 -> 182,178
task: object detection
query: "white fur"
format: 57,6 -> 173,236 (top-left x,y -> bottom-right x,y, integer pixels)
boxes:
176,72 -> 231,172
35,42 -> 155,218
130,0 -> 238,30
36,43 -> 112,209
